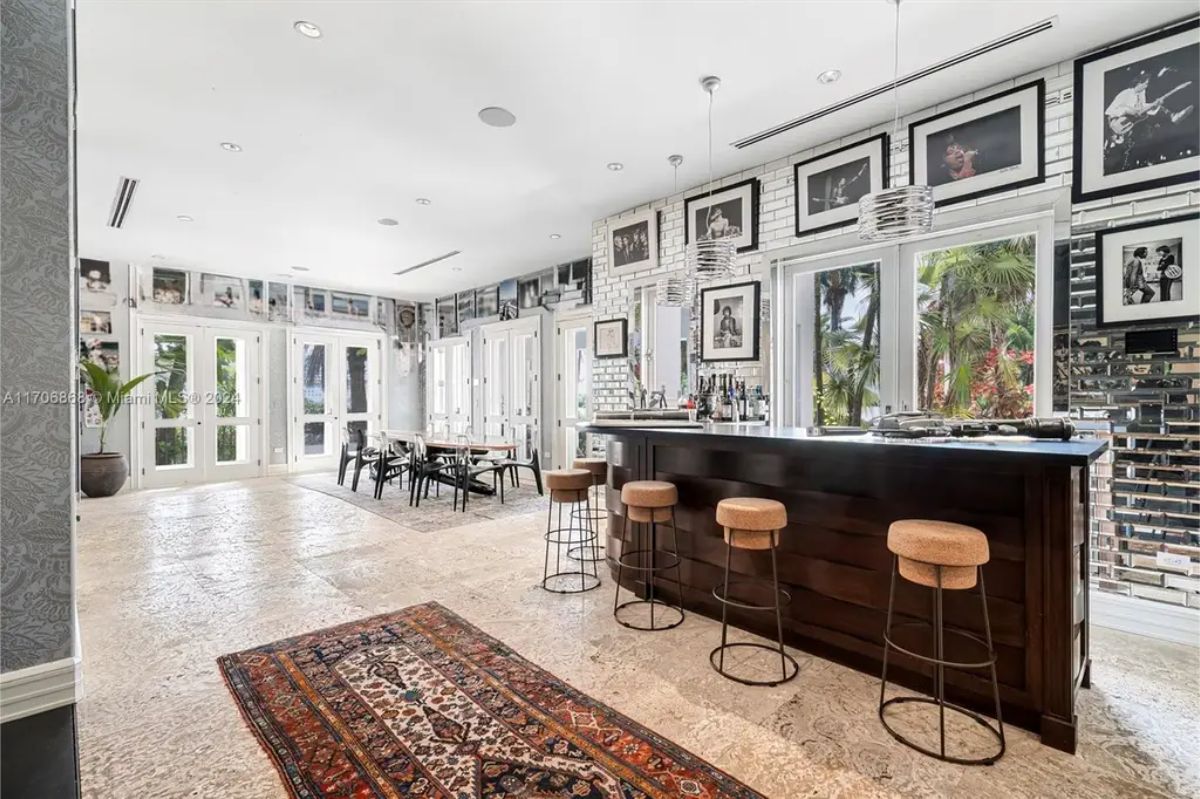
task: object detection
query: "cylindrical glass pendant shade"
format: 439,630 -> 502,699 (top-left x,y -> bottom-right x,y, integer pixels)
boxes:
686,237 -> 737,282
858,185 -> 934,241
655,273 -> 696,307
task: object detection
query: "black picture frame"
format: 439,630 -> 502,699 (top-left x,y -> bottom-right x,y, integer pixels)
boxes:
593,318 -> 628,359
793,133 -> 890,237
1072,19 -> 1200,204
684,176 -> 759,253
699,280 -> 761,363
908,79 -> 1045,207
1094,211 -> 1198,328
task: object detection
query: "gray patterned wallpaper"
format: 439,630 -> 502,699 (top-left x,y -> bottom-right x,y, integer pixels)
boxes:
1,0 -> 75,672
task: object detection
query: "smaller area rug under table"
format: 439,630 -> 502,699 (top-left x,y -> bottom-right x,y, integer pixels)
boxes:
219,602 -> 762,798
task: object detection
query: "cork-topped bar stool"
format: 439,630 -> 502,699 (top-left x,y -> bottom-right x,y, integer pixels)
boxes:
710,497 -> 799,686
612,480 -> 685,631
879,519 -> 1005,765
540,469 -> 601,594
568,457 -> 608,563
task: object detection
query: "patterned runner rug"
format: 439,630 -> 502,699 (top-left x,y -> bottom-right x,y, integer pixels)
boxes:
219,602 -> 763,799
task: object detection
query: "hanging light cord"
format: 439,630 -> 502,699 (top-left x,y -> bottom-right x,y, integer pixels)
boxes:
890,0 -> 901,141
707,87 -> 715,198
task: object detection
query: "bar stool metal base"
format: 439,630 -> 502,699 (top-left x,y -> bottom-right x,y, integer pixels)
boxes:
878,556 -> 1006,766
879,696 -> 1005,765
541,494 -> 600,595
568,482 -> 607,562
612,508 -> 686,632
709,643 -> 799,687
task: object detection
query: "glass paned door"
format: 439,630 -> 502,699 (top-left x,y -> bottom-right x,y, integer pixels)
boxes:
209,328 -> 260,480
341,338 -> 379,448
556,320 -> 591,469
295,335 -> 337,470
426,337 -> 471,439
481,317 -> 541,458
142,324 -> 202,487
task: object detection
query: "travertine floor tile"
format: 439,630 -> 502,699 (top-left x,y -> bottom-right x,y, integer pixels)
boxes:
75,476 -> 1197,799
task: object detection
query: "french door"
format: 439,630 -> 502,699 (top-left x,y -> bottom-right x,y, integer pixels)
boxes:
140,321 -> 263,487
292,331 -> 382,472
781,213 -> 1053,428
555,316 -> 592,469
426,336 -> 471,438
481,317 -> 541,459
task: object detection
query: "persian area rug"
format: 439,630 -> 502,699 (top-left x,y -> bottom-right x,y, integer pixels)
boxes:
219,602 -> 763,799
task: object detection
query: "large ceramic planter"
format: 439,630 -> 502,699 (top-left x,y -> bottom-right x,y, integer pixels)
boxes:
80,452 -> 128,497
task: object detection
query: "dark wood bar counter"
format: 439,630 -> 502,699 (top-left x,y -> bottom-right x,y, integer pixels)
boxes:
589,423 -> 1107,754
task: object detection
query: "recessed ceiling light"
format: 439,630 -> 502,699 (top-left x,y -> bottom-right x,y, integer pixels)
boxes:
293,20 -> 322,39
176,214 -> 193,222
151,253 -> 165,259
291,265 -> 310,272
377,218 -> 399,226
606,162 -> 624,171
414,198 -> 431,206
549,233 -> 561,240
478,106 -> 517,127
220,142 -> 242,152
451,266 -> 462,272
817,69 -> 842,84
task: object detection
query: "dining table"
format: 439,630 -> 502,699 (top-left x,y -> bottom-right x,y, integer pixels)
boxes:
377,431 -> 517,495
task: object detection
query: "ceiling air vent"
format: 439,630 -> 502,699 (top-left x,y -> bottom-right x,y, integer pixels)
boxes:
107,177 -> 139,228
732,17 -> 1056,149
393,250 -> 462,277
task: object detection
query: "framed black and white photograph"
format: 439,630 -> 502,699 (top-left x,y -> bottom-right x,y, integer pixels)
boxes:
700,281 -> 761,362
793,134 -> 888,236
80,338 -> 120,373
1073,19 -> 1199,203
202,273 -> 243,309
267,282 -> 289,321
248,280 -> 264,316
476,285 -> 498,318
296,286 -> 327,316
910,80 -> 1045,206
331,292 -> 369,318
1095,212 -> 1198,327
151,267 -> 188,304
436,296 -> 457,337
80,310 -> 112,335
498,279 -> 518,320
456,291 -> 475,326
607,209 -> 657,276
395,300 -> 418,344
80,258 -> 111,293
686,177 -> 759,253
593,318 -> 628,359
518,278 -> 540,309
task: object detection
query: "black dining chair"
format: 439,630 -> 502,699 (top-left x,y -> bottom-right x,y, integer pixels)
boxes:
409,435 -> 451,507
503,446 -> 544,495
371,432 -> 410,500
336,426 -> 361,486
349,428 -> 378,492
452,437 -> 507,512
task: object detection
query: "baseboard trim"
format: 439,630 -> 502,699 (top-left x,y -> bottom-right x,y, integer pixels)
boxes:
0,657 -> 80,723
1090,590 -> 1200,647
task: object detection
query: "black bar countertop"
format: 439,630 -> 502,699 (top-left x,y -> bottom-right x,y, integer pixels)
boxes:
583,422 -> 1108,465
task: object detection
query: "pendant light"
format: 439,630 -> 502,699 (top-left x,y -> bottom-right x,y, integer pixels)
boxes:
687,76 -> 738,281
657,154 -> 697,306
858,0 -> 934,241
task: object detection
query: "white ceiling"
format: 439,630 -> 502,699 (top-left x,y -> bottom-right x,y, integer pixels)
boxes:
76,0 -> 1196,300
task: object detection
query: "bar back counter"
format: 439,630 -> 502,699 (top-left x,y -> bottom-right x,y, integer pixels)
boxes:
589,423 -> 1107,753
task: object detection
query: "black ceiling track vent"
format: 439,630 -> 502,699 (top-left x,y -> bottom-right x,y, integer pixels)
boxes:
107,177 -> 138,228
732,17 -> 1057,149
393,250 -> 462,277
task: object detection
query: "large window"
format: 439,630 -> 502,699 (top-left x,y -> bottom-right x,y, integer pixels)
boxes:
781,213 -> 1051,428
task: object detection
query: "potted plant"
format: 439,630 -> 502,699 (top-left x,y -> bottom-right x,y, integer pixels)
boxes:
78,361 -> 155,497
